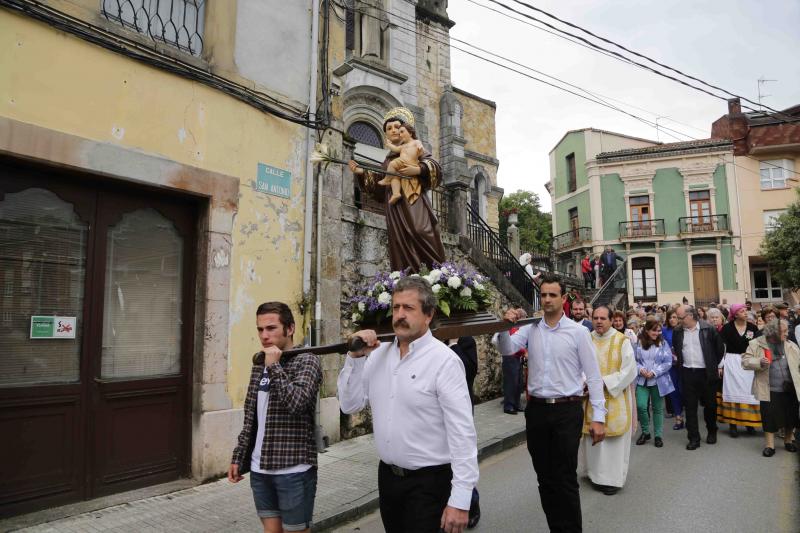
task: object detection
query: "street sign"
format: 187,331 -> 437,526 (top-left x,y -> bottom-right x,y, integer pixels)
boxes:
255,163 -> 291,198
30,316 -> 77,339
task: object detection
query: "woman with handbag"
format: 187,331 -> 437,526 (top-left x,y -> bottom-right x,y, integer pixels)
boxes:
634,318 -> 675,447
742,319 -> 800,457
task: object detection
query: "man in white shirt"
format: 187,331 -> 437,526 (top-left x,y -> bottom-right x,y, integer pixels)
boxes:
673,305 -> 725,450
338,276 -> 478,533
496,274 -> 606,532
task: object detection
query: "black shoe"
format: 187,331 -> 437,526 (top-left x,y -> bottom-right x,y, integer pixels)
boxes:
686,441 -> 700,450
503,409 -> 518,415
467,501 -> 481,529
600,485 -> 620,495
706,432 -> 717,444
746,426 -> 756,434
762,447 -> 775,457
785,442 -> 798,453
654,437 -> 663,448
729,426 -> 739,438
636,433 -> 651,445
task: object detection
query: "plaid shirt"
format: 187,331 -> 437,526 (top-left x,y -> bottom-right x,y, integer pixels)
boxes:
231,351 -> 322,471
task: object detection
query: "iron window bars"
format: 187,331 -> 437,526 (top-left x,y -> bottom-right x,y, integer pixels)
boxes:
102,0 -> 206,57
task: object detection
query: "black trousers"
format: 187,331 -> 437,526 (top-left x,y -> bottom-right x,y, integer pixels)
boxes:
681,367 -> 718,443
525,401 -> 584,533
502,356 -> 524,411
378,461 -> 452,533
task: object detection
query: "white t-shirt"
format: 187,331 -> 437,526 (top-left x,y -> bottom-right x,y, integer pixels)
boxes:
250,366 -> 312,475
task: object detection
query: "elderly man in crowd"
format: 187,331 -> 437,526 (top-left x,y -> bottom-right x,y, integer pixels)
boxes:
673,305 -> 725,450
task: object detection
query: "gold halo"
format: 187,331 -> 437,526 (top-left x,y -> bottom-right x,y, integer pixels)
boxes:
383,107 -> 415,127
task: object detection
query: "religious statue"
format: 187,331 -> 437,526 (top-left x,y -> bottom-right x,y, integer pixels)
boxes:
377,123 -> 424,205
359,0 -> 389,61
348,107 -> 446,272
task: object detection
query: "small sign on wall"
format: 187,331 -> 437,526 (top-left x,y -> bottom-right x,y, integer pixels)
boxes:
30,316 -> 77,339
255,163 -> 291,198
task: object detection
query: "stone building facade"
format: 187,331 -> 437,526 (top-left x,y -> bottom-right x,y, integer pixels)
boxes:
317,0 -> 510,442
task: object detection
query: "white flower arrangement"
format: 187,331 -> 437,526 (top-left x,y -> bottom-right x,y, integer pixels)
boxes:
347,262 -> 493,324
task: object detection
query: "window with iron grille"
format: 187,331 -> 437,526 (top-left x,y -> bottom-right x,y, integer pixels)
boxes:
101,0 -> 206,57
348,121 -> 383,147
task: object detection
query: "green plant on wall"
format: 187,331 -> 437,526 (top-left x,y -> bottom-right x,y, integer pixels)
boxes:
499,190 -> 552,254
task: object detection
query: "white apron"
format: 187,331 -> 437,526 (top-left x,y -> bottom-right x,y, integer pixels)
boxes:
721,352 -> 758,405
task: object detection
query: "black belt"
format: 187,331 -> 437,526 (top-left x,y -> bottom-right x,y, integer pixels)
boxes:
380,461 -> 451,478
528,395 -> 586,404
682,367 -> 707,372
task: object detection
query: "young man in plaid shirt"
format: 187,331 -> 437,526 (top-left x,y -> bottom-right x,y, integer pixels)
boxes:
228,302 -> 322,533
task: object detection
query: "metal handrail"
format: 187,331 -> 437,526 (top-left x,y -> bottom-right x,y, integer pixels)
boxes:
590,261 -> 627,307
552,226 -> 592,251
678,214 -> 729,234
619,219 -> 665,239
466,204 -> 541,308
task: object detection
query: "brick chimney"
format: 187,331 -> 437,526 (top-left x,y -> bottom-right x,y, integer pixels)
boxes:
727,98 -> 742,115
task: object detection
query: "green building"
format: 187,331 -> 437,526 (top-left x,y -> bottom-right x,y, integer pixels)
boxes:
547,128 -> 747,307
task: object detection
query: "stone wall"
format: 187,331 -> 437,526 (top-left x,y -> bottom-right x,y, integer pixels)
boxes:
334,206 -> 516,438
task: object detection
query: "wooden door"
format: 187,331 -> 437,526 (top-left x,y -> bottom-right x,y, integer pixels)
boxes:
0,163 -> 195,516
89,190 -> 195,497
0,173 -> 94,515
692,254 -> 719,308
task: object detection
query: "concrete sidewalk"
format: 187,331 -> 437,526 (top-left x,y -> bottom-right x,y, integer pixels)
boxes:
3,399 -> 526,532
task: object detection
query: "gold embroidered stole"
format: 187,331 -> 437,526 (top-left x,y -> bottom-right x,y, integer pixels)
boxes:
583,330 -> 631,437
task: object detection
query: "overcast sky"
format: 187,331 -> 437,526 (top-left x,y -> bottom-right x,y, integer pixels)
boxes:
446,0 -> 800,212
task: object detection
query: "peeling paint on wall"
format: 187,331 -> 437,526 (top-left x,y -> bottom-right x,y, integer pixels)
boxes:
212,248 -> 230,268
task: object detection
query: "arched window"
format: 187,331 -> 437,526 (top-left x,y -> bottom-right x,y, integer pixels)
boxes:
347,121 -> 383,148
471,173 -> 487,219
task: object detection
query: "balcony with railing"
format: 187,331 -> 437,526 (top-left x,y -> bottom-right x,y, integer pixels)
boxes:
619,219 -> 666,241
552,227 -> 593,252
678,214 -> 731,239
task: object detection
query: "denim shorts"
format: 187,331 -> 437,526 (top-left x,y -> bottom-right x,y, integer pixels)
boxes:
249,468 -> 317,531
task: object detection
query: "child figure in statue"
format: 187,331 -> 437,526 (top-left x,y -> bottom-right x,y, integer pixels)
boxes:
377,124 -> 424,205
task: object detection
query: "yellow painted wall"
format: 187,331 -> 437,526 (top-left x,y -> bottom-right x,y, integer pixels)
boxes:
0,10 -> 309,407
732,153 -> 799,301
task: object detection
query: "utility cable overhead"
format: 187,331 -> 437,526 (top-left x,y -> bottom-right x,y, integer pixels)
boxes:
361,5 -> 692,142
503,0 -> 793,120
356,5 -> 800,176
477,0 -> 798,125
481,0 -> 758,113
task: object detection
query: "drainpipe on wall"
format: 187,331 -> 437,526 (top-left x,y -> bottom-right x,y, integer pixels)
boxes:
303,0 -> 326,451
730,155 -> 747,298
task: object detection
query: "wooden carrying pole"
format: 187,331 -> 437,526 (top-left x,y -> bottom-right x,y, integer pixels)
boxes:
276,312 -> 539,359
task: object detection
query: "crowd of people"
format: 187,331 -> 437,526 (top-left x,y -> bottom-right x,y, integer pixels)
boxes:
226,278 -> 799,533
533,294 -> 800,456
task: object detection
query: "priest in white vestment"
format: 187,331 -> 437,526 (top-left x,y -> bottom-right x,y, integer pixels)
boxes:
578,305 -> 637,495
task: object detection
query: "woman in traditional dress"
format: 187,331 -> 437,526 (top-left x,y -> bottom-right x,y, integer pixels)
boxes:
717,304 -> 761,438
742,319 -> 800,456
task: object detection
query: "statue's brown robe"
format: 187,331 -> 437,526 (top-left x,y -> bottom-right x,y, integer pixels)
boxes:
360,151 -> 446,272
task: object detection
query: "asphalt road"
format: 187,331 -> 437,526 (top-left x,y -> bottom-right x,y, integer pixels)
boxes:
330,421 -> 799,533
